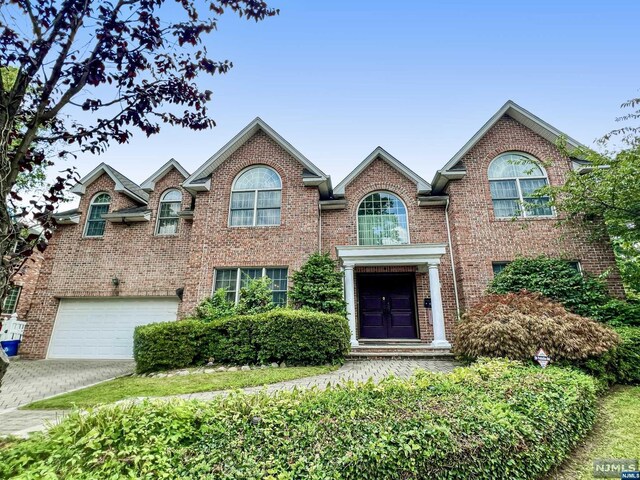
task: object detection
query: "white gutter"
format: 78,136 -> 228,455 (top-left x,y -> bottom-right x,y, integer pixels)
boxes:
445,198 -> 461,318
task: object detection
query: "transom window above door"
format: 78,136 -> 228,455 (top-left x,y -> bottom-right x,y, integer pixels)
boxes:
488,152 -> 553,218
357,192 -> 409,246
156,189 -> 182,235
84,193 -> 111,237
230,166 -> 282,227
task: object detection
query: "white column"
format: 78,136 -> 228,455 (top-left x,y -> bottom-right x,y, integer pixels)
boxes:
343,263 -> 359,347
428,263 -> 451,348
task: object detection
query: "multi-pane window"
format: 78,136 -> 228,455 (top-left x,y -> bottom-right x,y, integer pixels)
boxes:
213,267 -> 288,306
492,261 -> 581,276
156,189 -> 182,235
84,193 -> 111,237
1,285 -> 21,314
357,191 -> 409,246
230,167 -> 282,227
488,153 -> 553,218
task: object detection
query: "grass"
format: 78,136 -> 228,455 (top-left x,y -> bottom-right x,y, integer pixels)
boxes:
22,365 -> 338,410
549,385 -> 640,480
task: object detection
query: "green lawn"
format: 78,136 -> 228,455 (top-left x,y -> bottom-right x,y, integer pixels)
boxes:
550,386 -> 640,480
23,365 -> 337,410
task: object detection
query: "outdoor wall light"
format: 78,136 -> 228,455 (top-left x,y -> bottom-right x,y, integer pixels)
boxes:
111,277 -> 120,287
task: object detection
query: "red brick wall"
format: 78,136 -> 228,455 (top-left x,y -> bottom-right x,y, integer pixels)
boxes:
2,251 -> 44,322
21,167 -> 192,358
179,131 -> 321,316
321,158 -> 457,343
446,115 -> 623,310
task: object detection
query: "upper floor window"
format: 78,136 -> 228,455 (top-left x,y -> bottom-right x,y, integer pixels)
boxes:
156,189 -> 182,235
358,191 -> 409,246
488,153 -> 553,218
84,193 -> 111,237
1,285 -> 21,314
230,166 -> 282,227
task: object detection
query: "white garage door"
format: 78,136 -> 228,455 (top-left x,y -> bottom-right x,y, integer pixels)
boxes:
48,297 -> 179,359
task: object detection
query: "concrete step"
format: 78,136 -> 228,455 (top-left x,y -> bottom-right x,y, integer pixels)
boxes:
347,344 -> 454,360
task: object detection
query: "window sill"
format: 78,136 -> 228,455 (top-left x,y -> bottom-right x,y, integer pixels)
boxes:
491,215 -> 557,223
227,224 -> 282,229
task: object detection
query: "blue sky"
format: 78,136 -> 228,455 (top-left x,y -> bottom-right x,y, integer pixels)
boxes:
64,0 -> 640,192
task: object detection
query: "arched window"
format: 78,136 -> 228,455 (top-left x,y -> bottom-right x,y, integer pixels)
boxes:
230,166 -> 282,226
156,189 -> 182,235
84,193 -> 111,237
488,152 -> 553,218
357,192 -> 409,246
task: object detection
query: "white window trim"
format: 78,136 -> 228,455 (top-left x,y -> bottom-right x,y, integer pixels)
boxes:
83,192 -> 111,238
228,166 -> 282,228
212,267 -> 288,304
155,189 -> 182,236
488,152 -> 555,219
356,190 -> 411,246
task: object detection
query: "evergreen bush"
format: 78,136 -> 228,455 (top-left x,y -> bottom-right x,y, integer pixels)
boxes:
289,252 -> 347,314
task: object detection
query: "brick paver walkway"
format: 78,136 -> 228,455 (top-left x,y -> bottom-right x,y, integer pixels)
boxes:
169,359 -> 457,402
0,359 -> 456,436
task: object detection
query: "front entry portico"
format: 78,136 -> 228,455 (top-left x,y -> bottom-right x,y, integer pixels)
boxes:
336,244 -> 451,349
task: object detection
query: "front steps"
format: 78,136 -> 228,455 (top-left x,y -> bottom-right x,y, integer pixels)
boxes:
347,340 -> 454,360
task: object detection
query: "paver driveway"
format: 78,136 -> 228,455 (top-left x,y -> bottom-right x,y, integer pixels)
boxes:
0,359 -> 135,411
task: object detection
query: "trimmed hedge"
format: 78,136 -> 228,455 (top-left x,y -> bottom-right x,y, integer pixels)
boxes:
581,326 -> 640,385
0,360 -> 599,480
133,309 -> 351,373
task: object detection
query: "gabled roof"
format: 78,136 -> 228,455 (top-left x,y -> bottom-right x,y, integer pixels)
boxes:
333,147 -> 431,197
183,117 -> 331,197
140,159 -> 190,192
431,100 -> 586,193
71,163 -> 149,204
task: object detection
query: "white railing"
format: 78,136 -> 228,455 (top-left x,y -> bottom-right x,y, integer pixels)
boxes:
0,314 -> 26,341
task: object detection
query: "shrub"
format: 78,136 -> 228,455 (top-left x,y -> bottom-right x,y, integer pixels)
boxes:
236,277 -> 275,315
580,326 -> 640,384
255,309 -> 351,365
489,256 -> 609,317
591,298 -> 640,327
289,252 -> 347,314
134,309 -> 351,372
0,360 -> 599,480
193,288 -> 236,321
133,320 -> 203,373
454,292 -> 619,362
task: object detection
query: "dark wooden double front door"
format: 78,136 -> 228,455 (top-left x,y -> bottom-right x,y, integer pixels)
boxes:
358,274 -> 417,339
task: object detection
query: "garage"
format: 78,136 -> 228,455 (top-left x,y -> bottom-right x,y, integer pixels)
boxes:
48,297 -> 179,359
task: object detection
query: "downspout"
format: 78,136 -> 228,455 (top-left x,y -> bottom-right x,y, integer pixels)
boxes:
318,199 -> 322,253
445,197 -> 461,318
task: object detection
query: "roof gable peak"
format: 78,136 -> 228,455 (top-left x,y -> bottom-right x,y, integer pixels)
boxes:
333,147 -> 431,197
71,163 -> 149,204
140,158 -> 189,192
183,117 -> 330,196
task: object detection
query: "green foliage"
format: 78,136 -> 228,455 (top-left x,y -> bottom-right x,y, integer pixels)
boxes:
489,256 -> 609,317
580,326 -> 640,385
236,277 -> 275,315
591,298 -> 640,327
193,288 -> 236,321
0,360 -> 599,480
543,127 -> 640,296
289,252 -> 347,315
133,320 -> 203,374
133,309 -> 351,373
454,292 -> 620,362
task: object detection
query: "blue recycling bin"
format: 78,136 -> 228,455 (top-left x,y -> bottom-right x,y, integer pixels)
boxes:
1,339 -> 20,357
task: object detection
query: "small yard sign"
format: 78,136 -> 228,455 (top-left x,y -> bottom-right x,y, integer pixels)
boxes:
533,348 -> 551,368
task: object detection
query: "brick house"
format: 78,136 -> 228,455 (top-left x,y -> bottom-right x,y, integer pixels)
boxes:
18,101 -> 622,359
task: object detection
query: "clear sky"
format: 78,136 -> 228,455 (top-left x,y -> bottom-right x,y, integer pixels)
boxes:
61,0 -> 640,197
